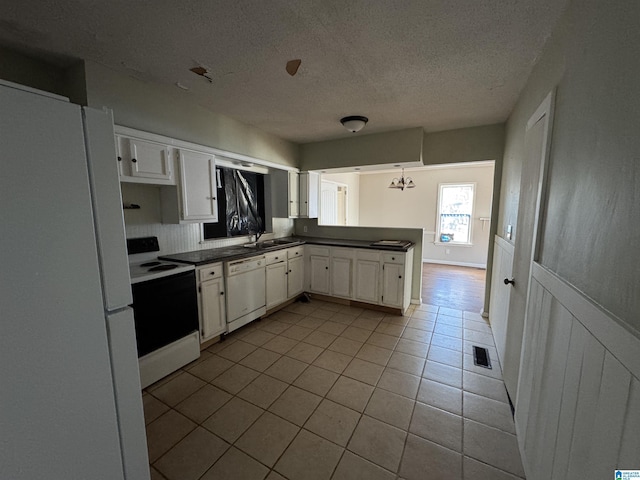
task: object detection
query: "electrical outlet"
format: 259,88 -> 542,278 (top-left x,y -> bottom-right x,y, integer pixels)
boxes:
303,226 -> 308,233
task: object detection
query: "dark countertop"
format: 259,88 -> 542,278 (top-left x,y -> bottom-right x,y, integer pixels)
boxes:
159,236 -> 413,266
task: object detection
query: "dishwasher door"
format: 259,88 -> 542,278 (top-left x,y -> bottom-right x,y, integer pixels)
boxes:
225,267 -> 266,332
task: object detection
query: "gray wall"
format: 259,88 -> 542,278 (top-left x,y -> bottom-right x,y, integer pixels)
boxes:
499,0 -> 640,332
84,61 -> 299,168
300,127 -> 424,171
422,124 -> 504,165
0,45 -> 65,95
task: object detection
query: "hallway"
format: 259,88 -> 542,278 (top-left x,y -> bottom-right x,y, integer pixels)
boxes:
422,263 -> 486,313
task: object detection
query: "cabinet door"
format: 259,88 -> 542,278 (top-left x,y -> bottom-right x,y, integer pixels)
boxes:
266,262 -> 287,309
355,259 -> 380,304
128,138 -> 172,181
381,263 -> 404,307
299,172 -> 319,219
287,255 -> 304,298
201,278 -> 226,340
288,171 -> 299,218
179,150 -> 218,222
331,256 -> 353,298
309,255 -> 330,294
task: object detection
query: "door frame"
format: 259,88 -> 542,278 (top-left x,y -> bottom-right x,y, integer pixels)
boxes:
512,89 -> 556,402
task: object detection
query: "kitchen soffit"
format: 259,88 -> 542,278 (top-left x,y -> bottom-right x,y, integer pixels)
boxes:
0,1 -> 567,143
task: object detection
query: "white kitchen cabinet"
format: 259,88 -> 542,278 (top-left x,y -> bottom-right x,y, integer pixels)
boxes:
266,261 -> 287,309
177,150 -> 218,222
288,171 -> 299,218
116,135 -> 174,185
355,250 -> 381,303
287,255 -> 304,298
197,263 -> 226,342
161,149 -> 219,224
299,171 -> 320,218
381,262 -> 404,308
309,255 -> 330,294
330,248 -> 354,299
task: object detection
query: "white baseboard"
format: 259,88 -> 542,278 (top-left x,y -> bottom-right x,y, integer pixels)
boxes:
411,297 -> 422,305
423,259 -> 487,269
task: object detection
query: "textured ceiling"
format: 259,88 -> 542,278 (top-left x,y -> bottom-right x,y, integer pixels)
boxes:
0,0 -> 566,143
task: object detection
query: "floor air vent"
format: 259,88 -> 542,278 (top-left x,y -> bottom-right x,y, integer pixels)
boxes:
473,346 -> 492,369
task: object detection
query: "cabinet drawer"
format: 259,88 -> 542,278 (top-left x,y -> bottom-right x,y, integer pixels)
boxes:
331,247 -> 355,259
306,246 -> 330,257
265,251 -> 287,265
381,252 -> 405,264
356,249 -> 381,262
198,263 -> 223,282
287,246 -> 304,259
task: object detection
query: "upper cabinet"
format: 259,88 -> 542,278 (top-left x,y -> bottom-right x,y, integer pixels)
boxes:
116,135 -> 174,185
288,171 -> 299,218
161,149 -> 219,224
299,172 -> 319,219
177,150 -> 218,222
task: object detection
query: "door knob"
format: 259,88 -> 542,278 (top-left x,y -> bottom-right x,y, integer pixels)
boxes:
504,278 -> 515,286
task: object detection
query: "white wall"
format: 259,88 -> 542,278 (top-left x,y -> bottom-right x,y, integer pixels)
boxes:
358,163 -> 494,267
319,172 -> 360,226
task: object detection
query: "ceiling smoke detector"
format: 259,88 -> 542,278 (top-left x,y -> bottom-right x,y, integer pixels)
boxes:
340,116 -> 368,133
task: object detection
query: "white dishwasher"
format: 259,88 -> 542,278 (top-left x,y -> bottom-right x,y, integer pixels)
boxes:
225,255 -> 266,333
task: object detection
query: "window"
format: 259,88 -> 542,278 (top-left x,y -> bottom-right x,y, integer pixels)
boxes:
436,183 -> 475,245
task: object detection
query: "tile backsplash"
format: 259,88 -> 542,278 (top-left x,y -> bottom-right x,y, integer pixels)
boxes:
122,183 -> 293,256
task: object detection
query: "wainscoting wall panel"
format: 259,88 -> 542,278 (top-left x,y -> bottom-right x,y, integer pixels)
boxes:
515,263 -> 640,479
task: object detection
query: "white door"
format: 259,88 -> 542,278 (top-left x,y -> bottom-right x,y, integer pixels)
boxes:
488,236 -> 515,373
504,90 -> 555,402
320,181 -> 338,225
288,171 -> 299,217
179,150 -> 218,222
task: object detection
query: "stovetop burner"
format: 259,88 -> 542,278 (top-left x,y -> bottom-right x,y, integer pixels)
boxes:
148,264 -> 179,272
141,261 -> 162,267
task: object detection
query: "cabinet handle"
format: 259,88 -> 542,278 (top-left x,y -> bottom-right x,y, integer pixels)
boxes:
504,278 -> 515,286
117,156 -> 122,162
289,270 -> 292,273
131,158 -> 137,163
392,257 -> 395,260
325,266 -> 328,270
220,291 -> 225,295
285,271 -> 288,275
210,272 -> 215,275
399,275 -> 402,279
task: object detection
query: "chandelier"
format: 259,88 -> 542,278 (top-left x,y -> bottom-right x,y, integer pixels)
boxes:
388,168 -> 416,190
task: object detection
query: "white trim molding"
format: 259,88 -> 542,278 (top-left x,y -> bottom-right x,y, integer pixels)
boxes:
423,259 -> 486,269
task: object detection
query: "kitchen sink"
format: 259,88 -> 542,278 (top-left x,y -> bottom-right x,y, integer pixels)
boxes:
242,239 -> 299,249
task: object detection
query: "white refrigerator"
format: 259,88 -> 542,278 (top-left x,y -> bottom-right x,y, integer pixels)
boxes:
0,81 -> 149,479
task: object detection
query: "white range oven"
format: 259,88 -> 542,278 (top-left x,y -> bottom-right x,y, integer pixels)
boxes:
224,255 -> 266,333
127,236 -> 200,388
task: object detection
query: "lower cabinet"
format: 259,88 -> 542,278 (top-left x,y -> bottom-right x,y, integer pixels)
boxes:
330,249 -> 354,299
266,261 -> 287,309
307,245 -> 414,312
355,259 -> 380,304
265,247 -> 305,310
287,254 -> 304,298
197,263 -> 227,342
308,250 -> 330,294
381,262 -> 404,308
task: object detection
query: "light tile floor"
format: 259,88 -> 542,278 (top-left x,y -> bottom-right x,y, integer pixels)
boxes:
144,300 -> 525,480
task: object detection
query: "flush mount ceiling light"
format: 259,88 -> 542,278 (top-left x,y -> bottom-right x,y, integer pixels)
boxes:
389,168 -> 416,191
340,116 -> 368,133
